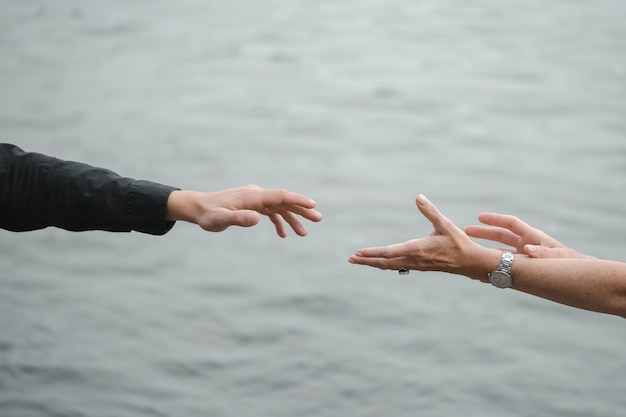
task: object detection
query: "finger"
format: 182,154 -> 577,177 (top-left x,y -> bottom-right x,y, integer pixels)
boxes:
268,212 -> 288,238
298,207 -> 324,223
198,209 -> 259,232
415,194 -> 454,234
267,210 -> 308,237
253,197 -> 322,224
352,241 -> 412,259
272,205 -> 323,223
348,255 -> 407,270
258,188 -> 318,210
225,210 -> 260,229
264,210 -> 308,237
524,244 -> 588,259
464,225 -> 521,247
280,210 -> 309,236
477,213 -> 534,236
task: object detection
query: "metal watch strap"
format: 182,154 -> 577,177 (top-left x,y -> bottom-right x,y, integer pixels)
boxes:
488,250 -> 515,288
497,250 -> 514,275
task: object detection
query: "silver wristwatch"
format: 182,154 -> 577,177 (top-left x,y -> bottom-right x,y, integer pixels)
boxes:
488,250 -> 515,289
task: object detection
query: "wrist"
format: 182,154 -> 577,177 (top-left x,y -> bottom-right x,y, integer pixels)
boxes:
166,190 -> 203,223
467,247 -> 503,282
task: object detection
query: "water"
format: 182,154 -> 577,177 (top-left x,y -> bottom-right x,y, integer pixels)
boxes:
1,0 -> 626,416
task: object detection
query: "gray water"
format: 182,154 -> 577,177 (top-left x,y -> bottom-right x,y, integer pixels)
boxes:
1,0 -> 626,416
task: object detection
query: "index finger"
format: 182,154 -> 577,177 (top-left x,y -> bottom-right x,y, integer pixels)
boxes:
260,189 -> 318,209
353,241 -> 413,259
255,189 -> 323,223
464,224 -> 522,248
477,213 -> 533,236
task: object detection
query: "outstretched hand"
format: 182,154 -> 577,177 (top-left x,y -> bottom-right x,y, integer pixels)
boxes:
167,185 -> 323,237
348,194 -> 498,281
464,213 -> 592,259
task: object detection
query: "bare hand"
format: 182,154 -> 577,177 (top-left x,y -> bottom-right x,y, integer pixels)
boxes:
348,194 -> 498,281
464,213 -> 591,259
167,185 -> 323,237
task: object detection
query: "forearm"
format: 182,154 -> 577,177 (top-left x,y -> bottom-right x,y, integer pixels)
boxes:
462,244 -> 626,317
510,257 -> 626,317
0,144 -> 177,234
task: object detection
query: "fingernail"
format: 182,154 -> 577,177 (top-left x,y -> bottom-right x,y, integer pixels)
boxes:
416,194 -> 427,205
526,244 -> 536,254
247,212 -> 257,224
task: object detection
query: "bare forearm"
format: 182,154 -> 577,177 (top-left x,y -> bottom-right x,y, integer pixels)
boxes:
510,257 -> 626,317
454,247 -> 626,317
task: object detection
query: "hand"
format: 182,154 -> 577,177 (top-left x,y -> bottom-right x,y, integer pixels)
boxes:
464,213 -> 592,259
167,185 -> 323,237
348,194 -> 499,281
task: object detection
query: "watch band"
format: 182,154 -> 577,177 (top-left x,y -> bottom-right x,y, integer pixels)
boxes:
497,250 -> 515,275
488,250 -> 515,288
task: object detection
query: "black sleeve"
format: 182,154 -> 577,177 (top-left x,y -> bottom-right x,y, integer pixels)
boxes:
0,143 -> 178,235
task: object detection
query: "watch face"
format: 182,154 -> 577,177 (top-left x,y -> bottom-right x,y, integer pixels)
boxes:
489,272 -> 512,288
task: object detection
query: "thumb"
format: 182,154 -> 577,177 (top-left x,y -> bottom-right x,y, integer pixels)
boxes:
415,194 -> 451,234
228,210 -> 260,228
201,210 -> 260,232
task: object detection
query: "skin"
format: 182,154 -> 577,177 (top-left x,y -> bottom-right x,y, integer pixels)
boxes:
465,213 -> 594,259
348,194 -> 626,318
166,185 -> 323,237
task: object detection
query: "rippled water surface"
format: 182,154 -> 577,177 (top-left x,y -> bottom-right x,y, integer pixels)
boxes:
1,1 -> 626,416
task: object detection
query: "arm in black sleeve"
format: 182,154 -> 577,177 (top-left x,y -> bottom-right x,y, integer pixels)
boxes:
0,143 -> 178,235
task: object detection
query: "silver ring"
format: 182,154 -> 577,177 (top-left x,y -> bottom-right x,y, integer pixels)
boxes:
398,268 -> 409,275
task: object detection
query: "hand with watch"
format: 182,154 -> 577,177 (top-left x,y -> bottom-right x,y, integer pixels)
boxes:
349,194 -> 512,283
349,194 -> 626,318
